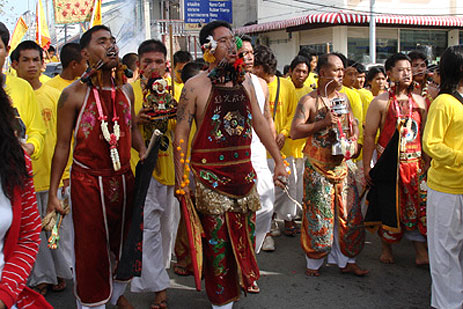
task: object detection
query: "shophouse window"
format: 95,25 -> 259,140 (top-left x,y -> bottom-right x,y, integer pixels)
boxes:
400,29 -> 447,60
300,43 -> 333,54
348,37 -> 397,64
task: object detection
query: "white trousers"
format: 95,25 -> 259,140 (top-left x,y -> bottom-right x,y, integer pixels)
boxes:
212,301 -> 234,309
57,186 -> 75,274
28,191 -> 73,287
305,221 -> 355,270
268,157 -> 302,221
76,281 -> 126,309
131,177 -> 179,293
254,166 -> 275,254
427,188 -> 463,309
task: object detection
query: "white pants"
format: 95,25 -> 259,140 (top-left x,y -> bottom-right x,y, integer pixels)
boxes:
212,301 -> 234,309
427,188 -> 463,309
76,281 -> 126,308
268,156 -> 300,221
305,221 -> 355,270
57,186 -> 75,274
28,191 -> 73,287
254,166 -> 275,254
131,177 -> 179,293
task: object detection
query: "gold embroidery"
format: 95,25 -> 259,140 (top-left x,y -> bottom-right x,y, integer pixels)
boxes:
195,181 -> 260,215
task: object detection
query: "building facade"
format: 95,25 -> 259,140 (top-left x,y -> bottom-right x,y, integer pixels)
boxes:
236,0 -> 463,69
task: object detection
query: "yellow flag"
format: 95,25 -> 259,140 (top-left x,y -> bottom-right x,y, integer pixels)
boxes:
9,17 -> 28,55
89,0 -> 102,27
36,0 -> 51,49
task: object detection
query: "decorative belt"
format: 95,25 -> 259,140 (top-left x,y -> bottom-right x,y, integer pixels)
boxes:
399,151 -> 421,161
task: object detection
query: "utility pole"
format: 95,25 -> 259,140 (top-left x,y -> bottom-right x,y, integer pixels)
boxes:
369,0 -> 376,63
144,0 -> 151,40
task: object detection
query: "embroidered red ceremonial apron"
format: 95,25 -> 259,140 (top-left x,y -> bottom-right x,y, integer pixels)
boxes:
71,86 -> 134,306
191,84 -> 259,305
301,97 -> 365,259
376,92 -> 425,242
191,85 -> 256,197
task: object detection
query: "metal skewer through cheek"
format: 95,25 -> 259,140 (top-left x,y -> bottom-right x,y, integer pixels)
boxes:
80,59 -> 105,84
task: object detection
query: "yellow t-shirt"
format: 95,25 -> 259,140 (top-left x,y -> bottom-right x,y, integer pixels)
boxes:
130,79 -> 175,186
39,74 -> 51,84
45,75 -> 75,181
340,86 -> 364,161
289,85 -> 313,158
32,84 -> 61,192
304,72 -> 318,89
174,80 -> 183,103
4,74 -> 46,160
45,74 -> 74,91
45,55 -> 59,63
267,76 -> 298,158
423,94 -> 463,194
357,88 -> 374,125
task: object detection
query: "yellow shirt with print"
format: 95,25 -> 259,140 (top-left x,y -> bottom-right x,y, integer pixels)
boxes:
290,85 -> 312,158
267,76 -> 298,158
46,75 -> 76,181
32,84 -> 62,191
5,74 -> 46,160
423,94 -> 463,194
130,79 -> 175,186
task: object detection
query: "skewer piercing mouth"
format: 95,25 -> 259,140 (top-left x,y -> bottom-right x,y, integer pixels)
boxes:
106,46 -> 117,57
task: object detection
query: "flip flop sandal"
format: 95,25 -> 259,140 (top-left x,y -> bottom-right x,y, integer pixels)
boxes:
283,227 -> 297,237
33,284 -> 49,296
174,264 -> 191,276
151,300 -> 167,309
51,278 -> 67,292
247,282 -> 260,294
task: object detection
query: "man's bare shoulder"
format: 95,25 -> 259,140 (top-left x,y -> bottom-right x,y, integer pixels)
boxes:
299,90 -> 318,107
369,92 -> 390,110
185,71 -> 209,90
58,81 -> 87,109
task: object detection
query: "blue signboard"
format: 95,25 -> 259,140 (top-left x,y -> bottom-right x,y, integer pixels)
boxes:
184,0 -> 232,25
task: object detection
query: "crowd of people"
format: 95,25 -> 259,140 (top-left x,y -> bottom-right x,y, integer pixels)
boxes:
0,18 -> 461,309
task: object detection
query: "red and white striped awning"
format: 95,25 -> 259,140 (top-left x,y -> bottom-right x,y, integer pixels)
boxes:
235,12 -> 463,34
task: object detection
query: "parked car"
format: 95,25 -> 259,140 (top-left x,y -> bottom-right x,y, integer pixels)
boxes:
44,62 -> 62,78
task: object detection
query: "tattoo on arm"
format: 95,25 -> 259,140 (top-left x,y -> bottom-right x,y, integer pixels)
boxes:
294,102 -> 306,119
57,92 -> 69,108
177,87 -> 194,125
264,101 -> 272,119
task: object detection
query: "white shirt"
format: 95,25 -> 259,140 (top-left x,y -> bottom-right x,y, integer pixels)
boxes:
250,74 -> 270,169
0,181 -> 13,279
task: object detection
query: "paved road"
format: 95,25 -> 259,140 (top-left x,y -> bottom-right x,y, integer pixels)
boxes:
46,230 -> 431,308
